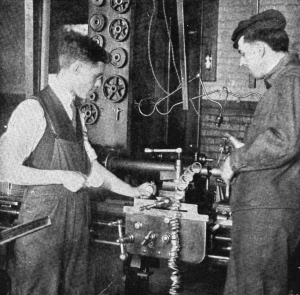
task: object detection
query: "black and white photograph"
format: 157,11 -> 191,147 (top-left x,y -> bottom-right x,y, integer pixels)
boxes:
0,1 -> 300,294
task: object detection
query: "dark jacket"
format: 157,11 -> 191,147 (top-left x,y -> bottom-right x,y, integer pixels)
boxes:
230,53 -> 300,212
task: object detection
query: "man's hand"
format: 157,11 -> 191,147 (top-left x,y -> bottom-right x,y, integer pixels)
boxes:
220,156 -> 235,187
85,162 -> 104,188
62,171 -> 87,192
224,133 -> 245,149
134,182 -> 156,199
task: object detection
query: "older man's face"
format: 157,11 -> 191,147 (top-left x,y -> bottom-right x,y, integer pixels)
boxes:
238,36 -> 264,79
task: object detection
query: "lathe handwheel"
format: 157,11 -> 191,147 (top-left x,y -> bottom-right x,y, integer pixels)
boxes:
108,18 -> 130,42
103,75 -> 127,103
92,34 -> 105,48
110,0 -> 131,14
110,47 -> 127,68
80,102 -> 99,125
89,14 -> 106,32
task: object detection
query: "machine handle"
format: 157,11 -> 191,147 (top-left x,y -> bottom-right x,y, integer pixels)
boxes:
141,231 -> 156,246
109,219 -> 134,261
139,197 -> 171,211
144,148 -> 182,154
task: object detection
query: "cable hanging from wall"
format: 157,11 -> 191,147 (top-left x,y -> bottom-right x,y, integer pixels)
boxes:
137,74 -> 262,118
147,0 -> 181,95
139,0 -> 262,120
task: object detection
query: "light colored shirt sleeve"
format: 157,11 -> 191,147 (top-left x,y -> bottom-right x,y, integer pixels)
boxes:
80,115 -> 98,162
0,99 -> 46,183
0,99 -> 97,174
0,99 -> 46,166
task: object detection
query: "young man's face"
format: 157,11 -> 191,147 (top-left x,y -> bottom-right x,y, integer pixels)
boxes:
73,61 -> 104,99
238,36 -> 264,79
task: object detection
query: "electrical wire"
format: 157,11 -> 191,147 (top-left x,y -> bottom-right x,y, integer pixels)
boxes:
189,98 -> 200,116
156,101 -> 183,116
162,0 -> 181,85
228,90 -> 262,101
222,86 -> 229,116
198,76 -> 223,110
137,77 -> 262,117
145,0 -> 262,119
156,74 -> 199,104
138,74 -> 202,116
148,0 -> 168,94
138,97 -> 156,117
148,0 -> 182,95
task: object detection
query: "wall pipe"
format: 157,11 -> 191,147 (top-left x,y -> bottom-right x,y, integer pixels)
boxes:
197,0 -> 205,149
25,0 -> 34,98
40,0 -> 51,90
176,0 -> 189,110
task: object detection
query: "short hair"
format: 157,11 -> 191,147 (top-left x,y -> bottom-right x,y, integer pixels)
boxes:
59,31 -> 110,69
243,28 -> 289,52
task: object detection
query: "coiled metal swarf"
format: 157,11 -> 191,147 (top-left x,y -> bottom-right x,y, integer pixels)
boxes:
168,205 -> 181,295
167,162 -> 202,294
174,162 -> 202,201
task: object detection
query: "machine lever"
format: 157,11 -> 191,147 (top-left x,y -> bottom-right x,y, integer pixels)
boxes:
139,197 -> 171,211
216,178 -> 230,199
141,230 -> 156,246
225,184 -> 230,198
144,148 -> 182,154
109,219 -> 134,261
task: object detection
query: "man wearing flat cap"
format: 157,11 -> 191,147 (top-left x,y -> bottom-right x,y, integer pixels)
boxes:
220,9 -> 300,295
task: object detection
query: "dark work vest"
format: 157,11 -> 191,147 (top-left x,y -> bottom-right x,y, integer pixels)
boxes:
25,86 -> 90,175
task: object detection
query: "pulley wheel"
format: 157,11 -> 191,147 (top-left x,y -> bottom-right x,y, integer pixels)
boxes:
109,18 -> 130,42
92,34 -> 105,48
110,0 -> 131,14
110,47 -> 127,68
103,75 -> 127,103
80,102 -> 99,125
89,14 -> 106,32
91,0 -> 104,6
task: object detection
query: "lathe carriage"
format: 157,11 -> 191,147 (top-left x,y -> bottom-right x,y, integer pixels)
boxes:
88,147 -> 232,294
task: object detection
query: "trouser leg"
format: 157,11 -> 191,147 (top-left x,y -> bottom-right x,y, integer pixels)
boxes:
62,192 -> 90,295
9,187 -> 67,295
224,209 -> 300,295
9,187 -> 91,295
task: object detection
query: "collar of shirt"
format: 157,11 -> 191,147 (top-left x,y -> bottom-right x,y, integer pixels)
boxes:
264,53 -> 290,89
48,74 -> 75,120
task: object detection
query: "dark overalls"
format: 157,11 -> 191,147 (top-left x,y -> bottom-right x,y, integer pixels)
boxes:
9,86 -> 91,295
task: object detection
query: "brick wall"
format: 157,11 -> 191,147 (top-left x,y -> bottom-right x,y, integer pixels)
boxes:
200,0 -> 300,160
200,100 -> 256,159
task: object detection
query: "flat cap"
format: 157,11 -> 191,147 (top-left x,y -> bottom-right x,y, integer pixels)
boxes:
231,9 -> 286,49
